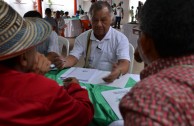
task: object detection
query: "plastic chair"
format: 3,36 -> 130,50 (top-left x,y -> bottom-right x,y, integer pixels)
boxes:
128,43 -> 135,74
80,20 -> 92,32
58,36 -> 69,56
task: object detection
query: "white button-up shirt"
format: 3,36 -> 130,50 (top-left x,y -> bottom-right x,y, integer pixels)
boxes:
70,27 -> 130,71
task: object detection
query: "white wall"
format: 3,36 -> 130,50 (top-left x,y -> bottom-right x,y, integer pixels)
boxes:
83,1 -> 92,12
77,0 -> 91,13
42,0 -> 74,17
4,0 -> 34,17
4,0 -> 145,23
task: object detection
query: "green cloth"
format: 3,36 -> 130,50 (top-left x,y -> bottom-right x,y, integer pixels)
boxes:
45,69 -> 137,126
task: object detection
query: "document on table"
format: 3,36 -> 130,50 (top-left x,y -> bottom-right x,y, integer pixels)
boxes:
60,67 -> 136,88
101,88 -> 131,119
90,71 -> 131,88
60,67 -> 98,83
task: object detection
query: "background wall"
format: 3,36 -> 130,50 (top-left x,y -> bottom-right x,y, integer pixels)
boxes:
4,0 -> 34,17
83,0 -> 92,12
42,0 -> 74,17
4,0 -> 146,24
112,0 -> 129,24
79,0 -> 130,24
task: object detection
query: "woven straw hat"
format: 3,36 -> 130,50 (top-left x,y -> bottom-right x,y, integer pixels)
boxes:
0,1 -> 52,61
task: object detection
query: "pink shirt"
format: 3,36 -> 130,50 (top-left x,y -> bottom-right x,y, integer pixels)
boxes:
120,55 -> 194,125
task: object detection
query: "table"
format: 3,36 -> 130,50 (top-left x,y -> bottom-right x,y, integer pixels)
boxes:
121,23 -> 139,49
64,18 -> 82,37
46,69 -> 139,126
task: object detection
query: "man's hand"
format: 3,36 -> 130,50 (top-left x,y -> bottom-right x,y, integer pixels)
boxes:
53,55 -> 78,70
63,77 -> 79,88
53,56 -> 66,69
103,63 -> 121,83
33,52 -> 51,75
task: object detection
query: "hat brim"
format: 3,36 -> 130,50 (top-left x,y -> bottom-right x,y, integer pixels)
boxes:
0,17 -> 52,61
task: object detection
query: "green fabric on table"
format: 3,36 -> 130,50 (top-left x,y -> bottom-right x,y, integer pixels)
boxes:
46,69 -> 137,126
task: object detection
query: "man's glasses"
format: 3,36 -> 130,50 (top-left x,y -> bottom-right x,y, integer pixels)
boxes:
132,26 -> 141,35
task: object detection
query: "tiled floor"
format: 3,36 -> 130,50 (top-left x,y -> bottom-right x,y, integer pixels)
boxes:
65,37 -> 144,74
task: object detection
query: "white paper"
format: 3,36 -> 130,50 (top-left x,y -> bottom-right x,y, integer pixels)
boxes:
101,88 -> 131,119
60,67 -> 98,83
130,74 -> 140,82
90,71 -> 131,88
60,67 -> 139,88
108,120 -> 124,126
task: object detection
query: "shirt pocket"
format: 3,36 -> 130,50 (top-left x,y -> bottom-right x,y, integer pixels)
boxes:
101,51 -> 116,63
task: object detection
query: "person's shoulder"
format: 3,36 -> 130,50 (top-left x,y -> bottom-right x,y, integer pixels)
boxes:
76,29 -> 92,41
24,73 -> 59,87
16,72 -> 59,91
50,31 -> 58,37
111,27 -> 128,39
14,72 -> 62,99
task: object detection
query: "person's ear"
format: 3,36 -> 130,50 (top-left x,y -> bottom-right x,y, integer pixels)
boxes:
19,53 -> 28,67
140,33 -> 159,63
140,34 -> 153,53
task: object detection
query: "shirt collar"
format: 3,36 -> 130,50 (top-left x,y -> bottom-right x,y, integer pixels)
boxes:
140,54 -> 194,80
90,27 -> 112,41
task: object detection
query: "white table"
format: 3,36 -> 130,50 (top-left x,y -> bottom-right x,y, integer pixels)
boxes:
121,23 -> 139,49
64,18 -> 82,37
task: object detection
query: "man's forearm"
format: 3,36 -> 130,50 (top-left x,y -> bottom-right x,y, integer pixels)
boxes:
63,55 -> 78,68
47,52 -> 59,63
117,59 -> 130,75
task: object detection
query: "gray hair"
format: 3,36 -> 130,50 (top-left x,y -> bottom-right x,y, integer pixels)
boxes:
88,1 -> 113,20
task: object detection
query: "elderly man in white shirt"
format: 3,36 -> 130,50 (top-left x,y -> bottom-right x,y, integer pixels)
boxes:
54,1 -> 130,83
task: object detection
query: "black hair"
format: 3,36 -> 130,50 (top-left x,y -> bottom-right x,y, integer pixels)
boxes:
65,11 -> 69,15
23,11 -> 42,18
140,0 -> 194,57
45,8 -> 52,14
0,56 -> 20,68
56,11 -> 60,15
89,1 -> 113,18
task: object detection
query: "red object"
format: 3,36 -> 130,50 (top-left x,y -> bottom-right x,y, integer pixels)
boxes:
80,20 -> 92,32
60,30 -> 65,37
74,0 -> 77,15
36,0 -> 42,16
91,0 -> 96,3
0,66 -> 94,125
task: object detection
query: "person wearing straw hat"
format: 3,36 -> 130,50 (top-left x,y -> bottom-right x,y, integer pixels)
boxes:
0,1 -> 94,125
23,10 -> 61,64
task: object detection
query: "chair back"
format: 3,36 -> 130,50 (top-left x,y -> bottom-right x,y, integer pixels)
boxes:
128,43 -> 135,73
58,36 -> 69,56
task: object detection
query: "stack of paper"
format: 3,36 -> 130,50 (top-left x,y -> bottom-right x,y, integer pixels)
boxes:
60,67 -> 98,83
60,67 -> 135,88
90,71 -> 131,88
101,88 -> 131,119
